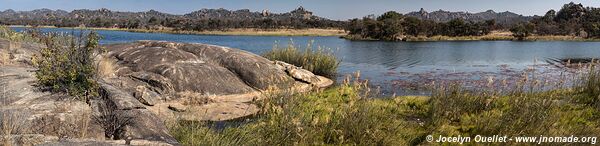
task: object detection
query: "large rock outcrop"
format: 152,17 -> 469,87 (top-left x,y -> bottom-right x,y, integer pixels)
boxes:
100,41 -> 332,122
0,39 -> 333,145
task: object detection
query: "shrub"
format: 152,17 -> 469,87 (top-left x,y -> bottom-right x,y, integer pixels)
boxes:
263,42 -> 339,78
34,31 -> 102,101
0,25 -> 41,42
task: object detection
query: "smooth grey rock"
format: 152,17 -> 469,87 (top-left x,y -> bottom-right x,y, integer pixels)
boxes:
167,103 -> 187,112
120,109 -> 179,145
275,61 -> 321,84
99,82 -> 146,110
0,66 -> 104,141
133,86 -> 160,106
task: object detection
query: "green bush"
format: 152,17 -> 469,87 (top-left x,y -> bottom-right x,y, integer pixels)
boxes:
34,31 -> 102,100
0,25 -> 41,42
263,43 -> 339,78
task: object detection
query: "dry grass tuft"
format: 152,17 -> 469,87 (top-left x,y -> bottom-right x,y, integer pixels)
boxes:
96,55 -> 117,78
0,52 -> 8,65
177,91 -> 214,106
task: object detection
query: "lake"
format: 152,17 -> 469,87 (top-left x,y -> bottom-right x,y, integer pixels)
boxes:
12,27 -> 600,95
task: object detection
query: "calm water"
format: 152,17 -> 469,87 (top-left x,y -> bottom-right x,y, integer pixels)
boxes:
12,27 -> 600,95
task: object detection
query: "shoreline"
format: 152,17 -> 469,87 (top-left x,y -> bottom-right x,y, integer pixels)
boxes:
342,32 -> 600,42
9,25 -> 347,37
10,25 -> 600,41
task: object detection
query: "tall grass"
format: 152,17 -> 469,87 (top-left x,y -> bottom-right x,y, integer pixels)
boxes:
170,75 -> 428,145
427,69 -> 600,144
576,65 -> 600,107
263,42 -> 340,78
170,67 -> 600,145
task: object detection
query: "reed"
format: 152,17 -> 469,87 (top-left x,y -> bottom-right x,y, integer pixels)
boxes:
263,42 -> 340,78
169,75 -> 429,145
169,67 -> 600,145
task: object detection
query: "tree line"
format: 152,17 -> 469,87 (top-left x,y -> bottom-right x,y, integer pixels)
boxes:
344,2 -> 600,41
0,17 -> 343,31
345,11 -> 497,41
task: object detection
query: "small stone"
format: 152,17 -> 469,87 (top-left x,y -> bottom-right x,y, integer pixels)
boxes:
168,103 -> 187,112
133,86 -> 159,106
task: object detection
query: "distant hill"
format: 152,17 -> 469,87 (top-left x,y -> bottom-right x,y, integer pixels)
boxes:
0,6 -> 323,21
405,8 -> 533,26
184,6 -> 321,20
0,7 -> 340,29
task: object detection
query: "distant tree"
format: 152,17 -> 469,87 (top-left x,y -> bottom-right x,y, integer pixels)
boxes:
543,10 -> 557,22
555,2 -> 586,22
377,11 -> 403,21
380,18 -> 403,40
402,17 -> 422,37
510,23 -> 535,40
583,8 -> 600,38
148,17 -> 160,25
346,18 -> 364,35
445,19 -> 467,36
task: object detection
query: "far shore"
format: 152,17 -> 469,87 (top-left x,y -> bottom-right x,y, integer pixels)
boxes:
8,25 -> 347,37
10,25 -> 600,41
343,31 -> 600,42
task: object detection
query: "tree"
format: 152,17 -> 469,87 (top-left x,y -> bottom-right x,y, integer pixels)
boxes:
377,11 -> 403,21
148,16 -> 160,25
510,23 -> 535,40
555,2 -> 586,22
445,19 -> 467,36
583,8 -> 600,38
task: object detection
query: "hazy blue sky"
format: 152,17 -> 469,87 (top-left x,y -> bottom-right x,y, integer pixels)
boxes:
1,0 -> 600,20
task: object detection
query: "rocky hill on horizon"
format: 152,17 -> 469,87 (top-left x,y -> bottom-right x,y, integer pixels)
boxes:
0,6 -> 338,29
0,6 -> 322,20
0,7 -> 536,29
405,8 -> 534,26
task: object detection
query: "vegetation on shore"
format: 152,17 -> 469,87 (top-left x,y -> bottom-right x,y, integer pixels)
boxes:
82,27 -> 345,36
263,42 -> 340,78
0,26 -> 40,42
169,65 -> 600,145
33,30 -> 102,100
0,26 -> 102,100
343,2 -> 600,41
10,25 -> 346,36
172,37 -> 600,145
343,31 -> 600,42
0,7 -> 345,35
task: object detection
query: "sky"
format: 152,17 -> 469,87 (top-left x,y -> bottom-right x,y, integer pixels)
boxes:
1,0 -> 600,20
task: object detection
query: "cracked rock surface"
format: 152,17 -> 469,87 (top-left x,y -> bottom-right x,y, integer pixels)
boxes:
0,39 -> 333,145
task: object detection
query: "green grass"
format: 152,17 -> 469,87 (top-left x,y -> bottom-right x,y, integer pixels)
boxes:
428,86 -> 600,145
263,42 -> 340,78
170,79 -> 428,145
170,68 -> 600,145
